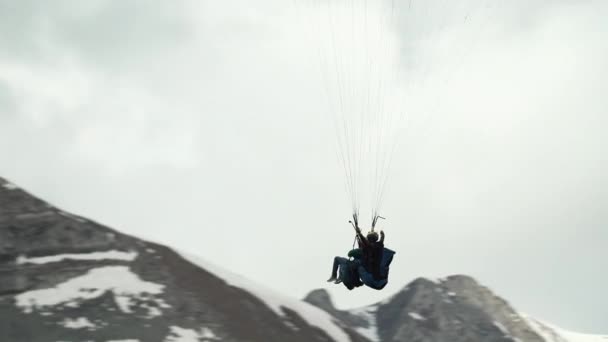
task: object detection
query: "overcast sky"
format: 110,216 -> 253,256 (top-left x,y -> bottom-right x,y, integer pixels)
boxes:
1,0 -> 606,333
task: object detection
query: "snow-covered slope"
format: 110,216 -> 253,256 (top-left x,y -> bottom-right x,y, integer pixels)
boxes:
558,329 -> 608,342
523,314 -> 608,342
180,253 -> 351,342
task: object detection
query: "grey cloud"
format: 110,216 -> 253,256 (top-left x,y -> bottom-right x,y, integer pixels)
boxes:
0,0 -> 191,69
0,0 -> 606,334
0,81 -> 16,117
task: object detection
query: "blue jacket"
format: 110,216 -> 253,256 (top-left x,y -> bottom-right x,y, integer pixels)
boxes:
358,247 -> 395,290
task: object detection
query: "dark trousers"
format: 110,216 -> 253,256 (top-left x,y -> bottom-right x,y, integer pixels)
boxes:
331,256 -> 350,278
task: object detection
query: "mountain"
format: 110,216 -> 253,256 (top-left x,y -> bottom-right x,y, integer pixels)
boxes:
304,278 -> 607,342
1,176 -> 605,342
0,177 -> 365,342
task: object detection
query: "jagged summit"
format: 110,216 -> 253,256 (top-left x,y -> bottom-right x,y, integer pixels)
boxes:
305,289 -> 335,312
305,275 -> 606,342
376,275 -> 543,342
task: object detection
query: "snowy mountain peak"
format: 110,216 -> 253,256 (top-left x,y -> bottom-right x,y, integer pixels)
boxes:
306,276 -> 605,342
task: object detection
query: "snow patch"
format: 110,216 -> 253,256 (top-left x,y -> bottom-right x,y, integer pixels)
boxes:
15,211 -> 55,220
181,252 -> 350,342
200,327 -> 218,340
15,266 -> 169,318
165,326 -> 218,342
61,317 -> 96,329
522,313 -> 569,342
558,330 -> 608,342
17,250 -> 138,265
408,312 -> 426,321
447,291 -> 457,296
351,305 -> 380,342
58,210 -> 87,223
521,313 -> 608,342
426,277 -> 442,284
509,313 -> 521,322
165,326 -> 200,342
494,321 -> 508,334
2,182 -> 18,190
141,304 -> 163,317
114,295 -> 134,314
107,340 -> 140,342
283,320 -> 300,331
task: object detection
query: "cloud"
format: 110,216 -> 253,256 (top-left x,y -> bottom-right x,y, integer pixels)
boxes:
0,80 -> 17,117
0,1 -> 190,66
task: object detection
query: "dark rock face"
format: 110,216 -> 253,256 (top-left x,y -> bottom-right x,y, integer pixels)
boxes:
375,276 -> 544,342
0,177 -> 367,342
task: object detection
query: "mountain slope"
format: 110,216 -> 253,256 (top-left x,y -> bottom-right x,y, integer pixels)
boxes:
0,177 -> 367,342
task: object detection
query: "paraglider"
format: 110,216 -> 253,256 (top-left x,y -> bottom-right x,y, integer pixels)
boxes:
294,1 -> 493,290
327,218 -> 395,291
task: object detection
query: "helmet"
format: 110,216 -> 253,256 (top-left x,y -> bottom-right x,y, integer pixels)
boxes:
367,231 -> 379,243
